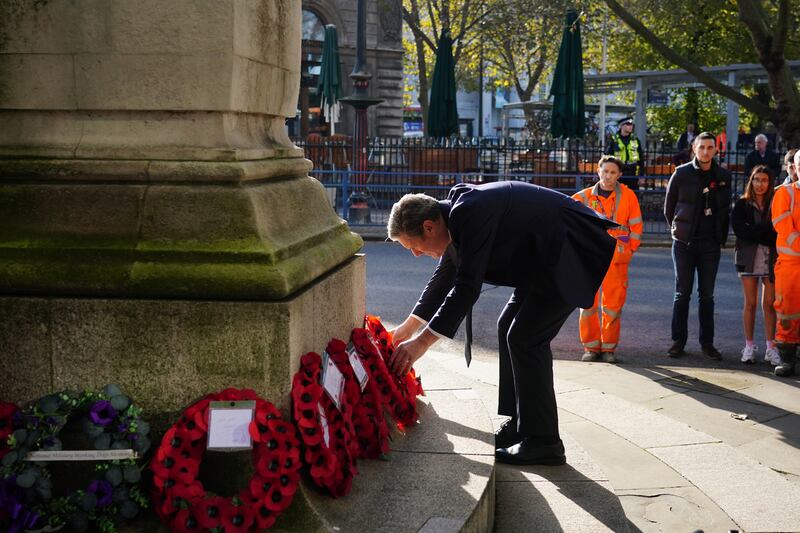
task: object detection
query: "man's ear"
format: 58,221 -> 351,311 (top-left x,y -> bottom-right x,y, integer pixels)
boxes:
422,219 -> 434,234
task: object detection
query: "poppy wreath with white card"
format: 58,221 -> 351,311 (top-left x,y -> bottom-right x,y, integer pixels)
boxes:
362,316 -> 424,430
0,385 -> 150,533
151,388 -> 301,532
291,352 -> 356,498
325,338 -> 389,460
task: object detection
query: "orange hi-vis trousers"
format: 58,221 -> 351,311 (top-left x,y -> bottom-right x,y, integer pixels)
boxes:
580,261 -> 629,353
774,258 -> 800,343
772,181 -> 800,343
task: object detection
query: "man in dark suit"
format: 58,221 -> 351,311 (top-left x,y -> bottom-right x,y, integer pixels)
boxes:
386,181 -> 617,465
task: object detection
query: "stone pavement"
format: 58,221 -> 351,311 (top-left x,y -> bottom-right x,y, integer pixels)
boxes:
423,347 -> 800,533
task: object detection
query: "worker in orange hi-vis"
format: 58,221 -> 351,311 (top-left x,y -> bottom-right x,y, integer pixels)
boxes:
572,155 -> 643,363
771,150 -> 800,377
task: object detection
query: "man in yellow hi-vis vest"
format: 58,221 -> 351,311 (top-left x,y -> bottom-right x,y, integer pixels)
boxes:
573,155 -> 643,363
770,150 -> 800,377
605,117 -> 644,190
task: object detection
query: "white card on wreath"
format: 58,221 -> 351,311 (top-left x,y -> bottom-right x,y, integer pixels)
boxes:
321,352 -> 345,410
347,345 -> 369,391
207,401 -> 255,451
318,404 -> 331,448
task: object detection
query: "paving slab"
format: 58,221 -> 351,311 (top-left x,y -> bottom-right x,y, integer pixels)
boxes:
495,478 -> 630,533
736,433 -> 800,480
654,366 -> 769,395
562,419 -> 689,491
649,442 -> 800,532
720,377 -> 800,415
617,486 -> 740,533
388,391 -> 495,456
555,363 -> 682,404
557,388 -> 718,448
307,452 -> 494,533
414,354 -> 489,391
641,388 -> 791,447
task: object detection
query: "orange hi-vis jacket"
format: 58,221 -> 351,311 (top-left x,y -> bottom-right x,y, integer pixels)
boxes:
573,182 -> 643,262
572,182 -> 643,352
771,180 -> 800,343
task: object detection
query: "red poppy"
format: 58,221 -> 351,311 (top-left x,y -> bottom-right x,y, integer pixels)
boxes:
169,508 -> 201,532
263,482 -> 293,512
195,496 -> 228,530
221,501 -> 256,533
253,501 -> 277,530
300,351 -> 322,368
308,447 -> 337,479
248,475 -> 276,499
276,470 -> 300,497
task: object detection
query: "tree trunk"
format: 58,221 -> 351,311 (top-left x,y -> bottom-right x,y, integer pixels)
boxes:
413,33 -> 430,131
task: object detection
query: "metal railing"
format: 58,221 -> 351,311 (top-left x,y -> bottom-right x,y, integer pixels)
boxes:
298,137 -> 780,234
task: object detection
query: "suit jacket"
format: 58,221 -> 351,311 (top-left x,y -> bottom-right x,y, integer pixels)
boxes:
411,182 -> 617,339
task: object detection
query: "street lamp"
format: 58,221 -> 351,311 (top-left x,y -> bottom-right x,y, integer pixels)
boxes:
339,0 -> 383,223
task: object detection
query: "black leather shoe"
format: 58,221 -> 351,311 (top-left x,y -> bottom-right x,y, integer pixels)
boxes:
667,341 -> 685,358
701,344 -> 722,360
494,418 -> 521,449
495,438 -> 566,466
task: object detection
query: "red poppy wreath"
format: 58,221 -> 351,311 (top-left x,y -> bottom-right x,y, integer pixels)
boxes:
291,352 -> 357,498
361,315 -> 424,430
151,388 -> 300,532
325,339 -> 390,460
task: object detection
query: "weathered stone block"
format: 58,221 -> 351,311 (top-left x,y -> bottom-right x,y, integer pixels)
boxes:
0,254 -> 365,416
0,54 -> 77,109
109,0 -> 231,55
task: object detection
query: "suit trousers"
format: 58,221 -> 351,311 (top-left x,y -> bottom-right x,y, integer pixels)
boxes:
497,286 -> 575,440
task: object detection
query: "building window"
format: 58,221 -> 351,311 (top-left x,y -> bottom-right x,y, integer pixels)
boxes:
302,9 -> 326,42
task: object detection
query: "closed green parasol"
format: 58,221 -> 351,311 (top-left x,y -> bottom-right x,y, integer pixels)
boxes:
427,31 -> 459,138
549,10 -> 585,138
318,24 -> 343,134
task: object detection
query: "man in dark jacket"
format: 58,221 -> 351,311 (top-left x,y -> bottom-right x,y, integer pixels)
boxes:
664,132 -> 732,359
744,134 -> 781,178
387,182 -> 616,465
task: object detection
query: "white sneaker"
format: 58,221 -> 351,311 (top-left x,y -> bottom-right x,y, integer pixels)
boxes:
765,346 -> 781,366
741,344 -> 757,364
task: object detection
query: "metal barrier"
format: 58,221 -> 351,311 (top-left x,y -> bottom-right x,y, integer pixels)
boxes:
302,137 -> 759,234
313,168 -> 747,236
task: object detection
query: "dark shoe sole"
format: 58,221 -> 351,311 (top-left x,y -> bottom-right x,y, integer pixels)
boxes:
495,449 -> 567,466
667,350 -> 684,358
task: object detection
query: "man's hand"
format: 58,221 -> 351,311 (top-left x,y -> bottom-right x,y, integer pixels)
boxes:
389,328 -> 438,376
389,316 -> 423,346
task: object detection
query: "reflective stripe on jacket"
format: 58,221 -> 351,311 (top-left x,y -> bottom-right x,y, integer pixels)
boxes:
573,182 -> 643,263
772,181 -> 800,260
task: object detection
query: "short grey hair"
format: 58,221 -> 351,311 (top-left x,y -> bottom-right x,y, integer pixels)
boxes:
387,193 -> 441,239
755,133 -> 768,144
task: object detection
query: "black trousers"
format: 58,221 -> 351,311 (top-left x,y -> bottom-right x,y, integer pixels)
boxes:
671,239 -> 721,346
497,286 -> 575,440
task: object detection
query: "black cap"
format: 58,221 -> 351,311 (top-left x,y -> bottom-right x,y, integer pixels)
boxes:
617,117 -> 634,126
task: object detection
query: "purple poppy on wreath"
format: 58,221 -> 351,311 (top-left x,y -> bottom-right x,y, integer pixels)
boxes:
89,401 -> 118,427
87,479 -> 114,507
0,476 -> 41,532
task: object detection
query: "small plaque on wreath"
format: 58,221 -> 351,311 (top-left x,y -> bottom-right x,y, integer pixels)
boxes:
346,344 -> 369,391
207,400 -> 255,451
320,351 -> 345,410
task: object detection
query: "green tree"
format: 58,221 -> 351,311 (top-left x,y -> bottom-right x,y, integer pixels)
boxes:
402,0 -> 488,126
603,0 -> 800,144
